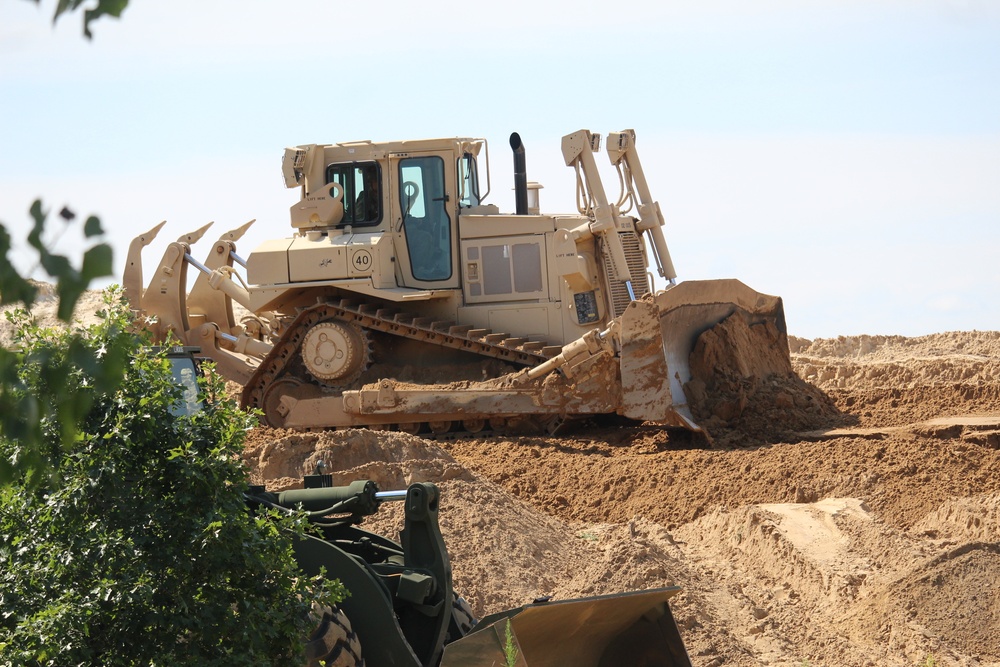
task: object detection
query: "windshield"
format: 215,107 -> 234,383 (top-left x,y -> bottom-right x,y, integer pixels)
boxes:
326,161 -> 383,226
168,354 -> 203,417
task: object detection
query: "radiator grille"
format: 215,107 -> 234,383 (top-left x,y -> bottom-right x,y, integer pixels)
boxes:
603,231 -> 651,318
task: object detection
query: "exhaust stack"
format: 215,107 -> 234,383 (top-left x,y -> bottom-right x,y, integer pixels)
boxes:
510,132 -> 528,215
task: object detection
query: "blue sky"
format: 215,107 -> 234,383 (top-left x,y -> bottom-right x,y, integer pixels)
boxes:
2,0 -> 998,338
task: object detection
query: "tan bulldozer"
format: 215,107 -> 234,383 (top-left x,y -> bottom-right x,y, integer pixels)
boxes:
124,129 -> 789,436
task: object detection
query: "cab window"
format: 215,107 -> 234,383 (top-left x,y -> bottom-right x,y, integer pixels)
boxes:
458,153 -> 480,208
326,161 -> 382,226
400,156 -> 452,281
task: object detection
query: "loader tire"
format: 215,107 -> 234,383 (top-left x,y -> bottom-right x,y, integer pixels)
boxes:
305,603 -> 364,667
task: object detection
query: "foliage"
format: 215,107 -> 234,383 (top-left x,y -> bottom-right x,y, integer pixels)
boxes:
0,292 -> 344,666
0,201 -> 117,486
0,201 -> 112,317
503,619 -> 519,667
24,0 -> 130,39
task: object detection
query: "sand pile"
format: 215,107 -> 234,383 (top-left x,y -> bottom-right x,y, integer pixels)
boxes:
241,420 -> 1000,665
792,332 -> 1000,428
687,313 -> 845,446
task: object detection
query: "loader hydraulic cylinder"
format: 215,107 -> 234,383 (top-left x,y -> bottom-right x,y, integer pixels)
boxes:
256,479 -> 382,517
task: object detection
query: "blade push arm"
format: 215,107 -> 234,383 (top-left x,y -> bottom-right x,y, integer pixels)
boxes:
561,129 -> 632,283
607,129 -> 677,283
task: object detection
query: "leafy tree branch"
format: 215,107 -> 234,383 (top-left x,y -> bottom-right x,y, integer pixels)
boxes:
1,201 -> 115,485
25,0 -> 130,39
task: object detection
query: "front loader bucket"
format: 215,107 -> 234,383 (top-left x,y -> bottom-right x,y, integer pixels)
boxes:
440,587 -> 691,667
619,279 -> 788,429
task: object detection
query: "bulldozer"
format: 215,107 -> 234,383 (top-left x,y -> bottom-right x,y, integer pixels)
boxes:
248,467 -> 693,667
124,129 -> 789,436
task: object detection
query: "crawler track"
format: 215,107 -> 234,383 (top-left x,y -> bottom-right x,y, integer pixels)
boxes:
242,298 -> 565,432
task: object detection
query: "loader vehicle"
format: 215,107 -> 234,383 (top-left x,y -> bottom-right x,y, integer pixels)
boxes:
166,346 -> 692,665
124,129 -> 788,435
247,468 -> 693,667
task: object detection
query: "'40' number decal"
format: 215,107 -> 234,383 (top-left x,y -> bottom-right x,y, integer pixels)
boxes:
352,249 -> 373,272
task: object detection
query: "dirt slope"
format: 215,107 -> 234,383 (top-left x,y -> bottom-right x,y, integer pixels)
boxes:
241,330 -> 1000,667
7,290 -> 1000,666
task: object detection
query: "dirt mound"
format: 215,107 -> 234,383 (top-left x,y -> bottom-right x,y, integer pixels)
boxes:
245,422 -> 1000,665
911,493 -> 1000,541
850,542 -> 1000,664
242,427 -> 474,491
792,332 -> 1000,428
241,427 -> 699,629
791,331 -> 1000,360
688,312 -> 846,447
675,495 -> 1000,665
440,428 -> 1000,532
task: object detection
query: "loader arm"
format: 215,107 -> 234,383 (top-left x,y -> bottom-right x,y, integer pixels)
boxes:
250,474 -> 693,667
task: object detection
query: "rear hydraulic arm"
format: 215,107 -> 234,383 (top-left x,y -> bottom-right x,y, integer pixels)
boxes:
249,479 -> 382,519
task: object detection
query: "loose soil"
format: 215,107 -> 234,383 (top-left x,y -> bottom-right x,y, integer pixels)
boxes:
9,287 -> 1000,666
242,326 -> 1000,667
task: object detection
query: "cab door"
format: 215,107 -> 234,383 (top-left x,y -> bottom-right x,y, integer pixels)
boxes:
391,153 -> 459,289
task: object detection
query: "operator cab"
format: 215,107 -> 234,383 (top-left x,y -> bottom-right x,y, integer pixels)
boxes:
278,138 -> 487,291
399,155 -> 452,281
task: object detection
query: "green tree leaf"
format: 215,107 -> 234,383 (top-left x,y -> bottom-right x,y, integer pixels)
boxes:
81,243 -> 113,282
30,0 -> 130,40
83,0 -> 129,38
83,216 -> 103,238
0,225 -> 37,306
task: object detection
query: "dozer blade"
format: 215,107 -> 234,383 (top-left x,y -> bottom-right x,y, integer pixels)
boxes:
619,298 -> 682,426
620,278 -> 788,430
440,587 -> 691,667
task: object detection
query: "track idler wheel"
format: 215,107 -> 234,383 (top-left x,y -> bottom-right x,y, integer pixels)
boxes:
428,420 -> 453,435
261,377 -> 302,428
301,320 -> 370,387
